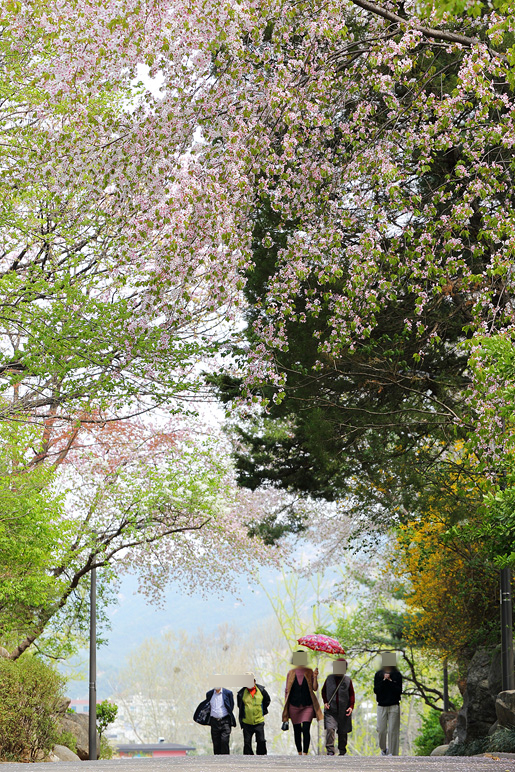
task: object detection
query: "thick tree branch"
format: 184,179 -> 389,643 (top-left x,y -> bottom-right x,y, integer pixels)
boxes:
401,649 -> 457,711
9,516 -> 212,659
349,0 -> 506,60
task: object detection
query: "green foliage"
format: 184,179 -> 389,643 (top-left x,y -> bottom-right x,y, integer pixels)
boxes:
220,181 -> 473,526
466,333 -> 515,569
486,727 -> 515,753
414,709 -> 445,756
96,699 -> 118,740
0,422 -> 69,645
247,508 -> 306,545
419,0 -> 513,22
56,730 -> 77,754
446,738 -> 489,756
99,736 -> 115,760
447,727 -> 515,755
0,656 -> 65,761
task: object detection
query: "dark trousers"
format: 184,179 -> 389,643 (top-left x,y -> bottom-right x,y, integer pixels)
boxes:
210,716 -> 231,754
325,712 -> 350,755
242,722 -> 267,755
293,721 -> 312,753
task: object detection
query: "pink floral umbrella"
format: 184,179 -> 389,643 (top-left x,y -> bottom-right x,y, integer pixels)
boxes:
297,634 -> 345,655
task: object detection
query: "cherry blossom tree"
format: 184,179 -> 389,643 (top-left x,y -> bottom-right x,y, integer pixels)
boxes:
0,0 -> 250,432
2,0 -> 515,659
0,414 -> 279,660
211,0 -> 515,531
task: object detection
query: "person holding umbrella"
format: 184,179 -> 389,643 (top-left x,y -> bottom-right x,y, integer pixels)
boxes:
282,650 -> 323,755
322,658 -> 355,756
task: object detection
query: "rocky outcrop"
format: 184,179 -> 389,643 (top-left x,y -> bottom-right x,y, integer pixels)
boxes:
496,690 -> 515,729
430,744 -> 450,756
53,744 -> 81,761
488,720 -> 499,735
57,713 -> 99,761
55,697 -> 71,716
440,711 -> 458,744
455,647 -> 502,744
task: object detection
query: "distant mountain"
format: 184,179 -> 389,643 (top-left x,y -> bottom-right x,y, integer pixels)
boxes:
65,568 -> 279,699
63,545 -> 344,701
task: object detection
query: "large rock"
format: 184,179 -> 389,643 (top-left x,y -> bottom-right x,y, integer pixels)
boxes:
455,647 -> 503,744
53,744 -> 81,762
55,696 -> 71,715
0,646 -> 9,658
440,711 -> 458,744
488,720 -> 499,736
430,745 -> 450,756
58,713 -> 99,761
496,690 -> 515,729
34,750 -> 59,762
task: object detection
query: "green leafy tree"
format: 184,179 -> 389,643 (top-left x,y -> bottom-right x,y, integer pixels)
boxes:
96,700 -> 118,742
414,709 -> 445,756
96,700 -> 118,759
0,417 -> 276,660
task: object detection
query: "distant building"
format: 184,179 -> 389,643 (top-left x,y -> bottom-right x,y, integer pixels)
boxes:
69,698 -> 100,714
117,743 -> 195,758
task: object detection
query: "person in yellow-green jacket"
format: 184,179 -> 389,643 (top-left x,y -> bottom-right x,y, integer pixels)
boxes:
237,673 -> 271,755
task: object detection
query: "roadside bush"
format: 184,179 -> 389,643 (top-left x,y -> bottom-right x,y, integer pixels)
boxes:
487,727 -> 515,753
96,698 -> 118,759
0,655 -> 65,761
96,698 -> 118,740
56,729 -> 77,754
99,736 -> 115,759
414,709 -> 446,756
446,727 -> 515,756
446,738 -> 489,756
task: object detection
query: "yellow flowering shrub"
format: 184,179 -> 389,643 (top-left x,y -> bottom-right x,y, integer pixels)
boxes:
389,487 -> 499,662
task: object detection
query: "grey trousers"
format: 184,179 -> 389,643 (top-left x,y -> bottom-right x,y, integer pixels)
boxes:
325,713 -> 348,755
377,704 -> 400,756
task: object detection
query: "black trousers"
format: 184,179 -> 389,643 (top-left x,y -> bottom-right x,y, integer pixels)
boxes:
210,716 -> 232,754
242,722 -> 267,755
325,712 -> 348,755
293,721 -> 312,753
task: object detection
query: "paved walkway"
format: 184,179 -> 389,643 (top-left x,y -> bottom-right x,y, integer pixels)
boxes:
1,757 -> 515,772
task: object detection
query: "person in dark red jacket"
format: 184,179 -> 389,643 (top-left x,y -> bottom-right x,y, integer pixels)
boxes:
321,658 -> 355,756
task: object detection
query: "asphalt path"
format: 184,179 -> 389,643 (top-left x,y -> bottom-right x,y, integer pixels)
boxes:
1,756 -> 515,772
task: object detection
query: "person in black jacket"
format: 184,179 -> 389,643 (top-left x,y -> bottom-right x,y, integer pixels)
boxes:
195,683 -> 236,754
237,673 -> 271,755
374,652 -> 403,756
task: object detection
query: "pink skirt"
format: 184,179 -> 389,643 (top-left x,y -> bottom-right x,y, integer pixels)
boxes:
289,704 -> 315,724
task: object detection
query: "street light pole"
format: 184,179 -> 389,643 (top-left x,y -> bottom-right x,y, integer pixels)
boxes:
501,566 -> 514,691
499,459 -> 514,693
88,564 -> 97,761
443,659 -> 449,712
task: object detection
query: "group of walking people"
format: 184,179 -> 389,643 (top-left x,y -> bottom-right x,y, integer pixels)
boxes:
193,650 -> 403,756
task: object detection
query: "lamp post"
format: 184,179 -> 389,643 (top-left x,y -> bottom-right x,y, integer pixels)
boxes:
88,563 -> 97,760
499,462 -> 514,692
500,566 -> 514,691
443,659 -> 449,712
